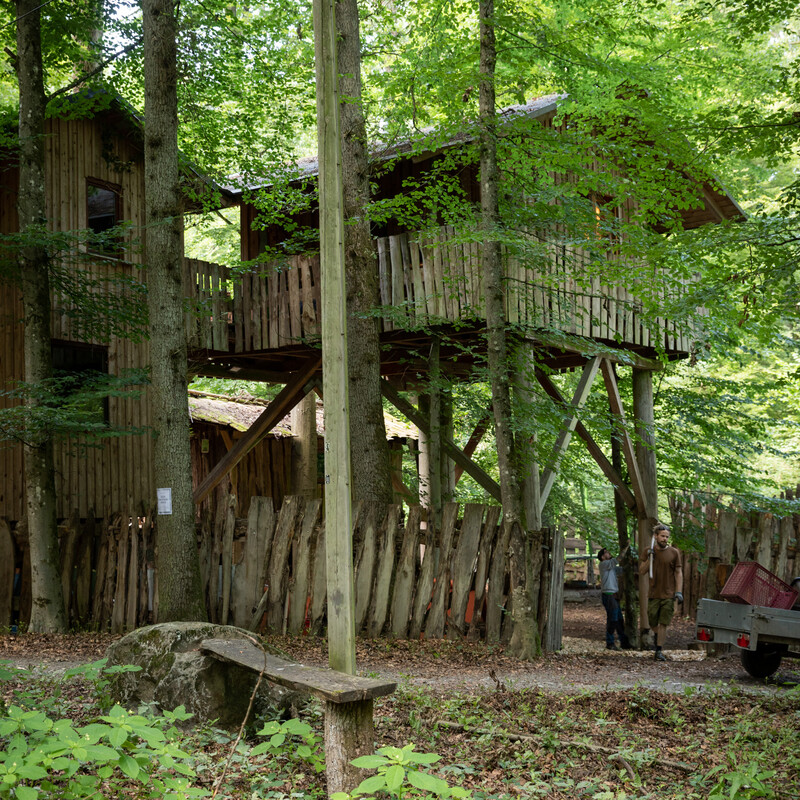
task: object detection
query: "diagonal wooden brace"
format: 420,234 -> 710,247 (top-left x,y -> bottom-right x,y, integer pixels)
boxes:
193,356 -> 321,504
380,381 -> 502,502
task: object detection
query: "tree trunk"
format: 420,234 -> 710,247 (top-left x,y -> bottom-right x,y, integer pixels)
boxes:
143,0 -> 205,621
611,416 -> 638,646
335,0 -> 393,504
16,0 -> 67,633
479,0 -> 539,659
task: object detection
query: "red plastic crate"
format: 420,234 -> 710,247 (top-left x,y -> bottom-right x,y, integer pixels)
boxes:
720,561 -> 798,609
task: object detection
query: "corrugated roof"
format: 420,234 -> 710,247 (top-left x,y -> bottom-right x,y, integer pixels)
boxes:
188,390 -> 417,440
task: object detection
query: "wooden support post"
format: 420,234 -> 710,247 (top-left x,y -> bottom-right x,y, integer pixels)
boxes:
513,347 -> 542,530
313,0 -> 356,677
427,338 -> 443,523
441,388 -> 455,503
324,699 -> 375,795
291,392 -> 319,498
632,367 -> 659,633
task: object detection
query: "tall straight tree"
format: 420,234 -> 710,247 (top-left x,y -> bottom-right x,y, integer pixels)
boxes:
143,0 -> 205,621
479,0 -> 540,659
15,0 -> 67,633
336,0 -> 393,504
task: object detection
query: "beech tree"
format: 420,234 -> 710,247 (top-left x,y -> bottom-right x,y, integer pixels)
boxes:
336,0 -> 393,503
14,0 -> 67,633
143,0 -> 206,621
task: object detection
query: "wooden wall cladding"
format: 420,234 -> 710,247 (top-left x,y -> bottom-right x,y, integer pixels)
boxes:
0,113 -> 154,522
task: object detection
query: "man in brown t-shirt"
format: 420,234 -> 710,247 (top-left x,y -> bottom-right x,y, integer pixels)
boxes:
639,523 -> 683,661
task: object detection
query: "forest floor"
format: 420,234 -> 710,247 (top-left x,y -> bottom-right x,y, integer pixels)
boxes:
2,592 -> 800,799
2,588 -> 798,693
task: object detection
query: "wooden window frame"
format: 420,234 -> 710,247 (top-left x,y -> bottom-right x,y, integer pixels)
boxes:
86,178 -> 123,259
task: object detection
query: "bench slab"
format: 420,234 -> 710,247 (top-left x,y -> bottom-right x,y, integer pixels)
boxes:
200,638 -> 396,704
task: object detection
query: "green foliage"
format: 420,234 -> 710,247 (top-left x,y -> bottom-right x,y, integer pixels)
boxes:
251,717 -> 325,774
702,762 -> 777,800
0,660 -> 204,800
332,743 -> 471,800
0,370 -> 149,449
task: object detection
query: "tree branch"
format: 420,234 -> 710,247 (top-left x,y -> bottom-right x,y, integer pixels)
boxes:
47,38 -> 143,102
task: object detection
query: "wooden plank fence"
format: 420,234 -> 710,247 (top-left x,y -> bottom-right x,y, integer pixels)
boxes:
670,490 -> 800,620
4,496 -> 559,646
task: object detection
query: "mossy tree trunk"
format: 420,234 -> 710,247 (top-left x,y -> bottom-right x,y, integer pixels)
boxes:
16,0 -> 67,633
479,0 -> 540,659
336,0 -> 393,504
143,0 -> 205,621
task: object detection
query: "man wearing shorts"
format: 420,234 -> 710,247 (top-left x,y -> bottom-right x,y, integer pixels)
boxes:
639,523 -> 683,661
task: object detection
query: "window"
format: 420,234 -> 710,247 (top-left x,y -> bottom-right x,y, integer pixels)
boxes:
87,180 -> 122,258
51,340 -> 110,424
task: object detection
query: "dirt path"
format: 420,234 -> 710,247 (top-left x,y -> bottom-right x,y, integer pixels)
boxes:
2,591 -> 798,694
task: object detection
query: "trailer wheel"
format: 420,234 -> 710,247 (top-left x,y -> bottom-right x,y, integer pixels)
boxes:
741,645 -> 783,679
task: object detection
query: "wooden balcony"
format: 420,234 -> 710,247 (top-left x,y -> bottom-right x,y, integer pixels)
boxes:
183,225 -> 694,361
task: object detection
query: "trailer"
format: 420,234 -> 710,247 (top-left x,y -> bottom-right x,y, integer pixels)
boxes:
696,594 -> 800,679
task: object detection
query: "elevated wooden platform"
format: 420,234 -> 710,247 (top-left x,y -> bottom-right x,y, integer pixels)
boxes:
185,223 -> 684,383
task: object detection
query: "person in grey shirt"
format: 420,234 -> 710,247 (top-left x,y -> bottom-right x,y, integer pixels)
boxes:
597,546 -> 632,650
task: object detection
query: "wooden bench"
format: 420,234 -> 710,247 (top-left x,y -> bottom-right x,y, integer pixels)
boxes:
200,638 -> 396,795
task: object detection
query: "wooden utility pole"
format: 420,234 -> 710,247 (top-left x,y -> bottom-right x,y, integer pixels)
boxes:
313,0 -> 355,676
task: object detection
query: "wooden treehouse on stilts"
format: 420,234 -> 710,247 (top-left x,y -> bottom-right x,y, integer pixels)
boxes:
187,96 -> 743,644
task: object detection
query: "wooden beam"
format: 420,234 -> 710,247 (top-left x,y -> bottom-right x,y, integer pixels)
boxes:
521,332 -> 664,371
193,357 -> 321,504
534,368 -> 637,511
390,472 -> 416,503
599,359 -> 648,516
380,381 -> 502,502
453,407 -> 492,485
539,356 -> 601,509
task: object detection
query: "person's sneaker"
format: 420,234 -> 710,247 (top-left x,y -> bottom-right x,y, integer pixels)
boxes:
606,644 -> 619,651
654,650 -> 667,662
620,642 -> 634,650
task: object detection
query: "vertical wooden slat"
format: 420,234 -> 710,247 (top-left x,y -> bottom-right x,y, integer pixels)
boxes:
287,498 -> 322,634
389,505 -> 420,638
409,516 -> 437,640
367,504 -> 400,637
425,502 -> 459,639
446,503 -> 484,638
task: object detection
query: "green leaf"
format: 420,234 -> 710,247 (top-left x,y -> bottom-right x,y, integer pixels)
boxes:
15,766 -> 48,781
351,755 -> 388,769
107,728 -> 128,748
354,774 -> 387,795
257,721 -> 281,736
408,769 -> 450,795
282,719 -> 311,736
84,744 -> 119,762
250,742 -> 270,757
385,764 -> 405,791
118,754 -> 140,780
269,733 -> 286,748
406,751 -> 441,765
14,786 -> 38,800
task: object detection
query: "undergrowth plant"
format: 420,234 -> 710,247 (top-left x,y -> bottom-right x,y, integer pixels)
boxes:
332,743 -> 471,800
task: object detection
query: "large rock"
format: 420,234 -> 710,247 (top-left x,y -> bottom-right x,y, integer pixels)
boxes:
105,622 -> 302,729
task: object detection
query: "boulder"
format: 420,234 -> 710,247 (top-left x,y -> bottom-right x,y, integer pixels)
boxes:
105,622 -> 302,728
